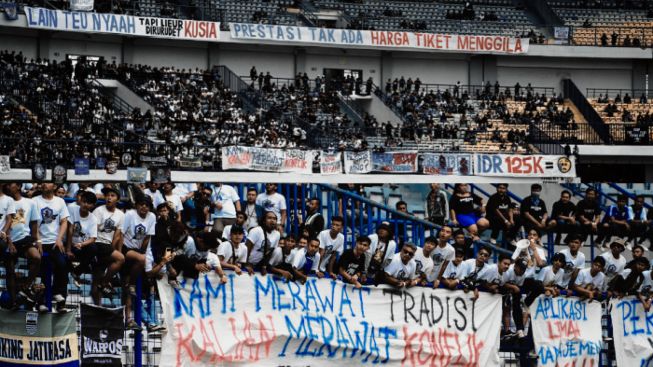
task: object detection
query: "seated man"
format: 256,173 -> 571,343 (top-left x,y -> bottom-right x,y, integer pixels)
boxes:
596,195 -> 633,248
548,190 -> 577,246
217,225 -> 248,276
67,191 -> 99,287
337,236 -> 371,288
571,256 -> 606,300
383,243 -> 418,288
292,237 -> 322,283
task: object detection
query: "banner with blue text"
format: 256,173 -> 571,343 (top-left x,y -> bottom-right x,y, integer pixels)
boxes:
529,295 -> 603,367
229,24 -> 529,55
157,272 -> 503,367
474,154 -> 576,178
610,297 -> 653,367
221,146 -> 316,174
24,7 -> 220,41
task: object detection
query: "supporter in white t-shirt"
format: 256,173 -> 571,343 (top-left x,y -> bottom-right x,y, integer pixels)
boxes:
245,211 -> 281,273
559,233 -> 586,288
572,256 -> 606,299
536,252 -> 566,296
638,270 -> 653,311
412,239 -> 435,285
428,227 -> 455,284
159,182 -> 183,221
92,186 -> 126,301
479,254 -> 512,293
0,186 -> 16,243
383,243 -> 418,288
441,247 -> 467,289
217,225 -> 248,276
512,230 -> 547,278
33,183 -> 70,310
317,217 -> 345,277
67,192 -> 98,284
292,238 -> 322,283
210,183 -> 241,233
599,239 -> 627,289
256,183 -> 287,231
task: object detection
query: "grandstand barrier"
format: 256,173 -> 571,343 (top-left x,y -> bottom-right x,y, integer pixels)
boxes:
562,79 -> 610,143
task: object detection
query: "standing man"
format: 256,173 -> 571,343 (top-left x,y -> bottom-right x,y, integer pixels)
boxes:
426,183 -> 448,226
317,216 -> 345,279
34,182 -> 70,312
299,198 -> 325,239
256,183 -> 287,234
210,183 -> 241,234
241,187 -> 263,231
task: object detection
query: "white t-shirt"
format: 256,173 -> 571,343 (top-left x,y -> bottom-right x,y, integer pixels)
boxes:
217,241 -> 248,265
384,253 -> 416,281
161,194 -> 183,213
599,251 -> 627,286
292,248 -> 320,273
211,185 -> 240,219
222,224 -> 248,241
33,195 -> 70,244
559,249 -> 586,287
68,206 -> 98,244
243,203 -> 259,230
246,226 -> 281,265
268,247 -> 295,267
574,268 -> 606,291
256,192 -> 286,223
479,264 -> 506,286
430,243 -> 455,279
365,233 -> 397,272
318,229 -> 345,272
413,248 -> 435,280
638,271 -> 653,295
206,252 -> 222,270
536,265 -> 564,287
503,264 -> 527,287
93,205 -> 125,245
9,197 -> 39,243
456,259 -> 489,280
145,246 -> 166,274
0,195 -> 16,233
173,183 -> 197,198
121,209 -> 156,250
145,189 -> 164,207
442,260 -> 465,280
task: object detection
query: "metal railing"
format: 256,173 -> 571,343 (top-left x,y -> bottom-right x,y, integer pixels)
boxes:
586,88 -> 651,99
381,82 -> 556,98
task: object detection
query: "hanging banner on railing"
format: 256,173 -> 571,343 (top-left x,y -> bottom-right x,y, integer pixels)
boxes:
221,146 -> 316,174
229,24 -> 529,54
81,304 -> 124,367
529,295 -> 603,367
70,0 -> 94,11
0,309 -> 80,366
24,7 -> 220,41
422,153 -> 472,175
610,297 -> 653,367
474,154 -> 576,178
343,150 -> 372,174
157,272 -> 502,367
319,151 -> 342,174
371,151 -> 418,173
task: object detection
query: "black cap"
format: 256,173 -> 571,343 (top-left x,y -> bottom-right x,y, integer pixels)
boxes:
230,225 -> 245,235
101,186 -> 121,199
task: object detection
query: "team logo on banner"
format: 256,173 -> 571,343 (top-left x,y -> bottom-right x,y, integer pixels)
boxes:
121,152 -> 133,167
74,157 -> 90,175
33,164 -> 46,182
25,311 -> 38,335
105,160 -> 118,174
53,165 -> 67,184
81,304 -> 124,366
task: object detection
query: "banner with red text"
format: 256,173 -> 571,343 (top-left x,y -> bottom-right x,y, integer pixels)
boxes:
157,272 -> 502,367
474,154 -> 576,178
229,24 -> 529,54
319,151 -> 343,174
529,295 -> 603,367
221,146 -> 316,174
610,297 -> 653,367
372,151 -> 419,173
25,7 -> 220,41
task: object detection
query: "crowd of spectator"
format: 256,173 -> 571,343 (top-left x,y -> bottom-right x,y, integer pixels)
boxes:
1,181 -> 652,357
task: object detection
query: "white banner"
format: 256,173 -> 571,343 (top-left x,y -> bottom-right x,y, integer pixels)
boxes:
610,297 -> 653,367
25,7 -> 220,41
474,154 -> 576,178
319,151 -> 342,174
529,295 -> 603,367
70,0 -> 94,12
158,272 -> 502,367
0,155 -> 10,174
343,150 -> 372,174
221,146 -> 316,174
230,24 -> 529,55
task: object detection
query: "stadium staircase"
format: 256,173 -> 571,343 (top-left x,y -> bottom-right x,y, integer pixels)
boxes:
563,79 -> 610,143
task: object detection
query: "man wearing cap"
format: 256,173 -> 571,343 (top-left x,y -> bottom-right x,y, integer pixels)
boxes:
217,224 -> 248,276
92,186 -> 125,304
365,222 -> 397,282
599,238 -> 628,289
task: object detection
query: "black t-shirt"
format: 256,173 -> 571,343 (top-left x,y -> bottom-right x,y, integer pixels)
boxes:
575,199 -> 601,220
486,193 -> 511,220
337,249 -> 366,276
551,200 -> 576,220
450,193 -> 482,215
521,195 -> 547,221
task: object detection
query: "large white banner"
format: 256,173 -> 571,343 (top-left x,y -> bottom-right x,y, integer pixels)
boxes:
24,7 -> 220,41
474,154 -> 576,178
343,150 -> 372,174
319,151 -> 342,174
610,297 -> 653,367
529,295 -> 603,367
221,146 -> 316,174
158,272 -> 502,367
230,24 -> 529,55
